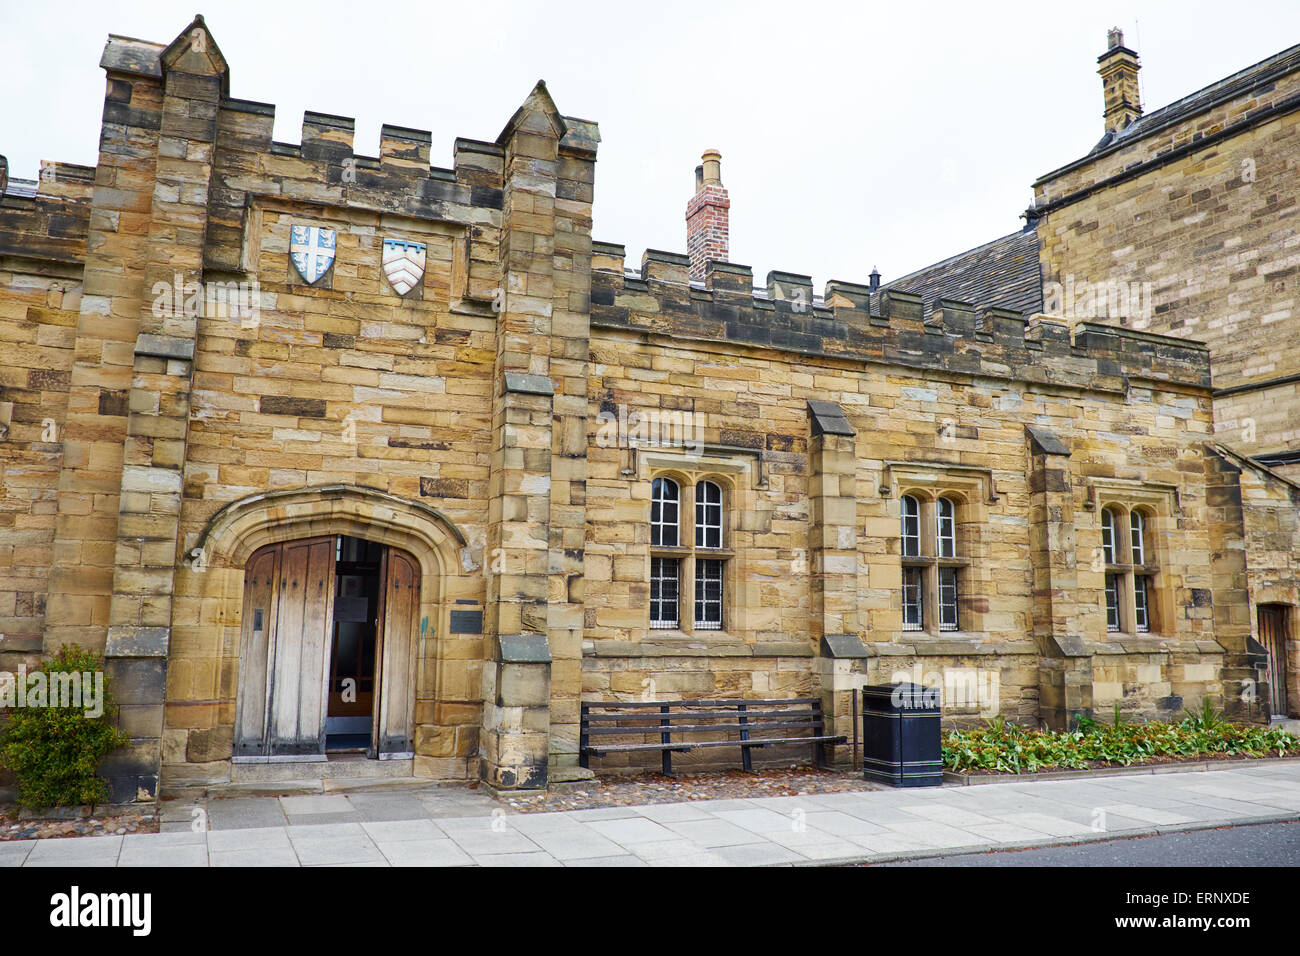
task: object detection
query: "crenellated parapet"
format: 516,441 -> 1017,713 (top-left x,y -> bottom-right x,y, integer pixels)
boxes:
590,242 -> 1212,393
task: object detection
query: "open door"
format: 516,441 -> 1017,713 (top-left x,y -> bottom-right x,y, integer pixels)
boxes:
373,548 -> 419,758
265,537 -> 337,755
234,535 -> 418,760
1259,604 -> 1291,718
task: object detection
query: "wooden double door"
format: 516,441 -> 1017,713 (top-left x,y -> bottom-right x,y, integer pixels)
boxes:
234,535 -> 419,759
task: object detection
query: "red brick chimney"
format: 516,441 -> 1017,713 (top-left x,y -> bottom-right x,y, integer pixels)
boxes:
686,149 -> 729,281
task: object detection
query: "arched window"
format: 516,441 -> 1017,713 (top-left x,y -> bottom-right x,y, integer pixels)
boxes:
1131,510 -> 1151,633
899,493 -> 969,633
648,474 -> 730,632
1101,507 -> 1119,566
696,480 -> 723,549
1130,510 -> 1146,566
651,477 -> 679,547
937,497 -> 956,558
1101,505 -> 1158,634
650,477 -> 681,629
901,495 -> 921,557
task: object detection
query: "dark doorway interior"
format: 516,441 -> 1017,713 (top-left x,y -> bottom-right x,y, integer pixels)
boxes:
326,536 -> 382,751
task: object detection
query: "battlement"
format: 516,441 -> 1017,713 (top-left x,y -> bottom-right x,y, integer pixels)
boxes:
590,242 -> 1211,392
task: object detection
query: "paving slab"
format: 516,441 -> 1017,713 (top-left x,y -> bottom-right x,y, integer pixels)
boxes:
205,797 -> 289,831
437,818 -> 543,855
800,810 -> 890,839
628,838 -> 730,866
119,843 -> 209,867
470,851 -> 562,866
664,817 -> 768,847
207,826 -> 294,852
346,793 -> 439,822
0,842 -> 35,866
281,795 -> 354,815
361,819 -> 444,842
525,827 -> 626,860
24,835 -> 123,867
563,854 -> 648,866
376,838 -> 473,867
584,816 -> 679,845
632,802 -> 716,823
209,847 -> 300,867
711,842 -> 806,866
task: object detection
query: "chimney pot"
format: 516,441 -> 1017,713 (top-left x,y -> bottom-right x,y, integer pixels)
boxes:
701,149 -> 722,184
869,267 -> 881,293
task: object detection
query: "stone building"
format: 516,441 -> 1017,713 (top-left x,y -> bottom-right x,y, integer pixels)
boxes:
0,17 -> 1294,800
892,28 -> 1300,739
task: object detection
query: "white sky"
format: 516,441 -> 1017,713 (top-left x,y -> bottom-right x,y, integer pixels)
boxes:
3,0 -> 1299,286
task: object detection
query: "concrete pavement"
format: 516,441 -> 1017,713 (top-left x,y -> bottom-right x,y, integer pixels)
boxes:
3,761 -> 1299,867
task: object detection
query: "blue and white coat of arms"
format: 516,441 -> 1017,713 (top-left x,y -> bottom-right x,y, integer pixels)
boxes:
289,225 -> 337,285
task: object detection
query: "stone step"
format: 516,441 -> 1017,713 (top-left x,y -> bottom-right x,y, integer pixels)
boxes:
230,754 -> 414,784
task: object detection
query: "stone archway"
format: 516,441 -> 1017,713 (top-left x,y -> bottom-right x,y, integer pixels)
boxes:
164,485 -> 475,788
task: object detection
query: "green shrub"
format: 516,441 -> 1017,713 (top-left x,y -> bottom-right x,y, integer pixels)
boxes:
944,710 -> 1300,774
0,645 -> 129,809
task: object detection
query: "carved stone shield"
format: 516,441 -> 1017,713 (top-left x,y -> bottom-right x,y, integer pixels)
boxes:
289,224 -> 336,285
382,238 -> 427,296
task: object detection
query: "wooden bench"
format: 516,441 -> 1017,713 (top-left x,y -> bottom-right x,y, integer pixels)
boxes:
579,697 -> 846,775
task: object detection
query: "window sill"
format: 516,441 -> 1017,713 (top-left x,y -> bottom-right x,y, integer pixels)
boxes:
584,633 -> 813,658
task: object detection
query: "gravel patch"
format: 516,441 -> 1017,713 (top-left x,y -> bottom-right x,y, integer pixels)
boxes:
502,766 -> 885,813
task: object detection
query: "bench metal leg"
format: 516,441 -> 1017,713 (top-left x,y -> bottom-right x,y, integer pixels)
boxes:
813,700 -> 828,769
738,703 -> 754,773
579,704 -> 589,769
660,705 -> 674,776
814,739 -> 828,770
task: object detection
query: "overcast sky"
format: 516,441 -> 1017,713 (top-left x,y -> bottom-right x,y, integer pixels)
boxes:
3,1 -> 1299,286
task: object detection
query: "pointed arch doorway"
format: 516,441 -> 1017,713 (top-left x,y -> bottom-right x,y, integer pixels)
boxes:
234,534 -> 420,760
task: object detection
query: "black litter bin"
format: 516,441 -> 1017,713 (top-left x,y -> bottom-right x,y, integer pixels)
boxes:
861,682 -> 943,787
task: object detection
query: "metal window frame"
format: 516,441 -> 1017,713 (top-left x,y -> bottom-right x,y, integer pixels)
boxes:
1134,573 -> 1151,633
902,566 -> 925,631
1105,572 -> 1122,632
938,566 -> 959,631
649,555 -> 680,629
694,557 -> 724,630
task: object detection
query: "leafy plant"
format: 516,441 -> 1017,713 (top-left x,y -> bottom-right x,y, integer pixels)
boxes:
1183,698 -> 1226,732
0,646 -> 129,810
943,709 -> 1300,774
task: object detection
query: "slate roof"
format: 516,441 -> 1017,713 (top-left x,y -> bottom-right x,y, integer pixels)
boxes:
882,225 -> 1042,316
